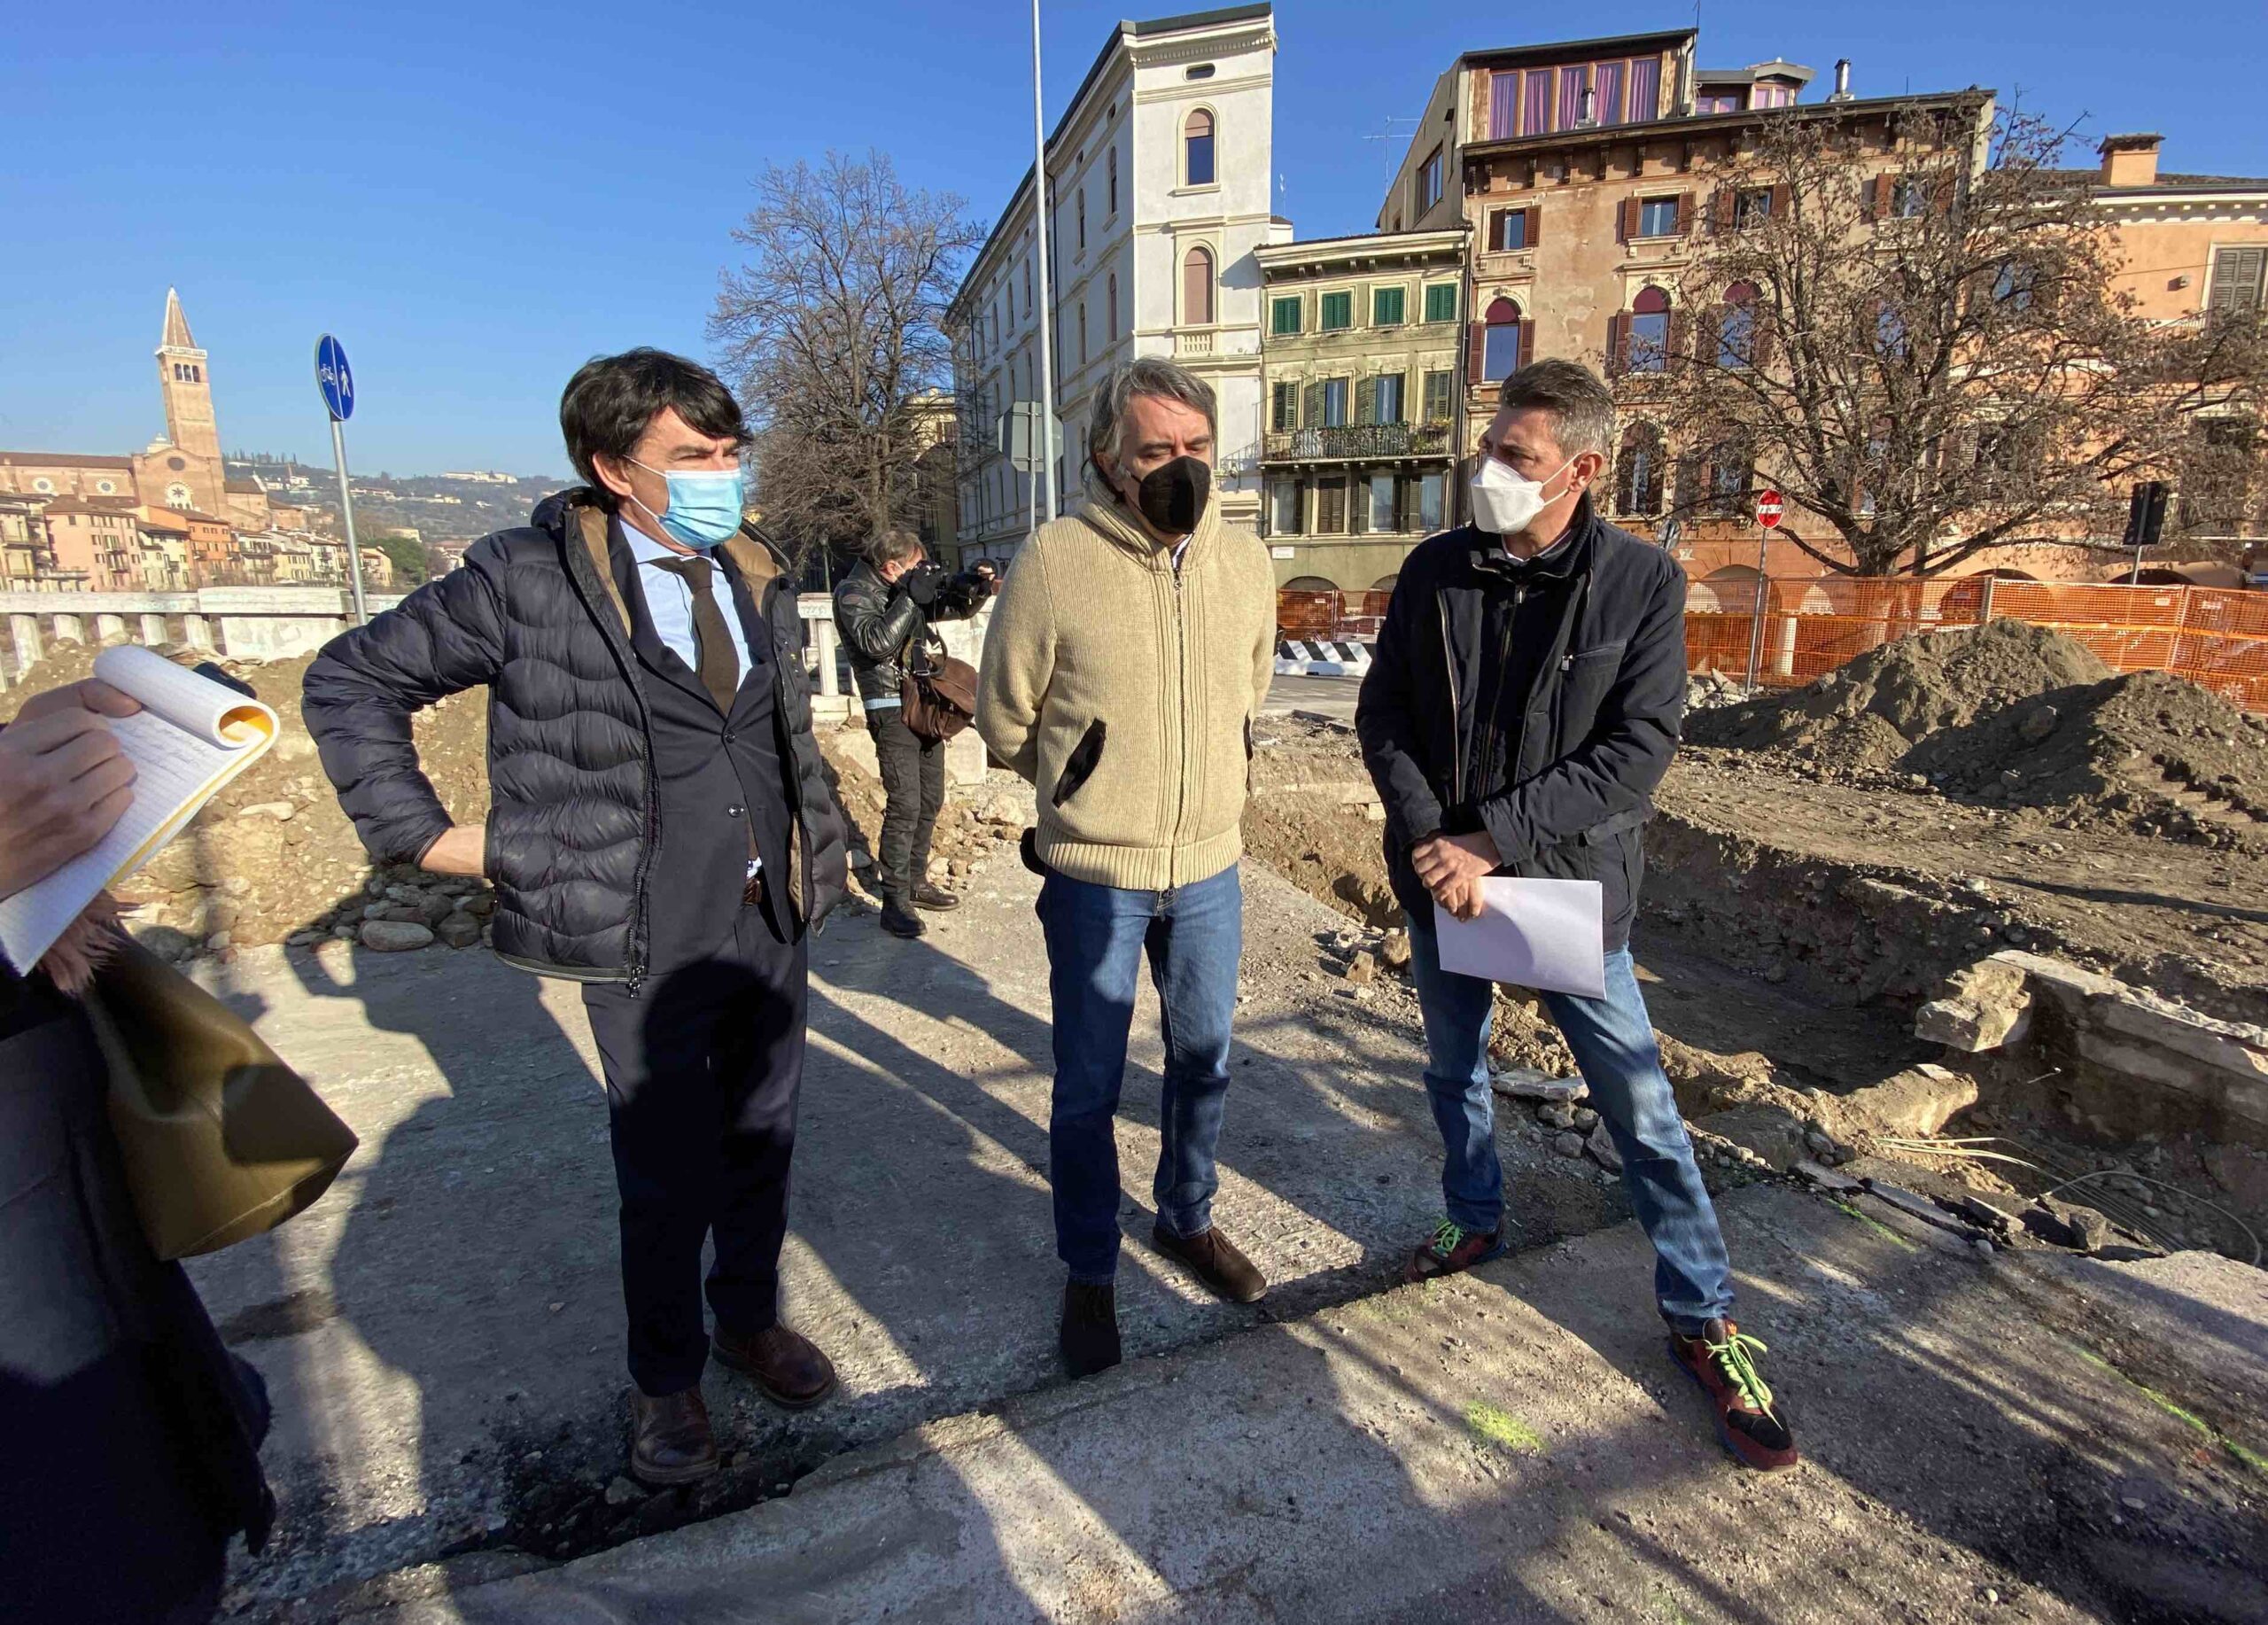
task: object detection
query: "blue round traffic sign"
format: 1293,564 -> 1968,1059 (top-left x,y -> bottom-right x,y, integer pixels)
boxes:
315,334 -> 355,422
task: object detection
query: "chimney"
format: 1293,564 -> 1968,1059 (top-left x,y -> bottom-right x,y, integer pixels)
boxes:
1827,58 -> 1853,102
2098,133 -> 2162,190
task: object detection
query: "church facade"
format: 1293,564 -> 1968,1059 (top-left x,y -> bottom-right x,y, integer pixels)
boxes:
0,289 -> 235,519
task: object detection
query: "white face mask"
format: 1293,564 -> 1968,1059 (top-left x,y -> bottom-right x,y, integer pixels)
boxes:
1469,453 -> 1574,538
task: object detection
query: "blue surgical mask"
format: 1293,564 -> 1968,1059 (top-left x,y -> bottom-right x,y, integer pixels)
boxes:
625,458 -> 746,549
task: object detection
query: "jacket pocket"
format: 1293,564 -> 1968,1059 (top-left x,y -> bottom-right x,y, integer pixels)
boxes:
1052,719 -> 1108,808
1245,714 -> 1255,793
1556,641 -> 1628,736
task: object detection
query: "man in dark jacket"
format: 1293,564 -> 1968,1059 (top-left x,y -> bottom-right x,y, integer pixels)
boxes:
832,529 -> 992,938
304,350 -> 850,1487
1355,360 -> 1795,1473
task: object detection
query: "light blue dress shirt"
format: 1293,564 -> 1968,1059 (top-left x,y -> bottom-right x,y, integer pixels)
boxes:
618,517 -> 765,875
620,519 -> 756,679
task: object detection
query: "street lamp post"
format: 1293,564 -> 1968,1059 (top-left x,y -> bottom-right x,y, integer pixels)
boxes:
1029,0 -> 1058,537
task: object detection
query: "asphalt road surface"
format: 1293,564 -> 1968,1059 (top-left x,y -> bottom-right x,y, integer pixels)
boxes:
1262,672 -> 1363,724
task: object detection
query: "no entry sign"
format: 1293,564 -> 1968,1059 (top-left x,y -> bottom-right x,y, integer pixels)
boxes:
1756,489 -> 1784,529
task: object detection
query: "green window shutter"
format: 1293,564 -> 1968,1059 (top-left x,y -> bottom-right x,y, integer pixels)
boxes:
1424,283 -> 1456,323
1372,286 -> 1405,326
1425,369 -> 1455,423
1304,381 -> 1324,426
1321,292 -> 1351,330
1271,296 -> 1302,336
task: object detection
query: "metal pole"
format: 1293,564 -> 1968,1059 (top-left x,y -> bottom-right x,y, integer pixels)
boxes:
1744,522 -> 1769,688
330,416 -> 368,626
1029,0 -> 1058,529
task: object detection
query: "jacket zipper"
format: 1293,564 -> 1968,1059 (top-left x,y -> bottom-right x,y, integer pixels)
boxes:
1472,584 -> 1526,799
569,523 -> 656,995
1436,587 -> 1464,805
1168,556 -> 1189,885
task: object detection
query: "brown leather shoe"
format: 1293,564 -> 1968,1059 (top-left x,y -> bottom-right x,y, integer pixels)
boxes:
712,1323 -> 840,1410
1152,1223 -> 1268,1303
629,1386 -> 719,1487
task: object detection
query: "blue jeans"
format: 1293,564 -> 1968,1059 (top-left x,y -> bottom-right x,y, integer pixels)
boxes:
1405,915 -> 1733,1333
1036,864 -> 1243,1283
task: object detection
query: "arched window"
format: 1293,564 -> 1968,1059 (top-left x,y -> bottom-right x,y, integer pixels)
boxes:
1627,284 -> 1671,373
1719,281 -> 1758,369
1705,438 -> 1754,513
1616,422 -> 1666,516
1078,302 -> 1089,365
1690,564 -> 1762,615
1107,147 -> 1119,216
1107,272 -> 1120,341
1481,296 -> 1523,381
1184,109 -> 1216,186
1183,245 -> 1216,325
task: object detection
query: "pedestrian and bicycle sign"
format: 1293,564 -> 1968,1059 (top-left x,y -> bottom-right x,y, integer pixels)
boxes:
314,331 -> 367,624
1755,490 -> 1784,529
315,334 -> 355,423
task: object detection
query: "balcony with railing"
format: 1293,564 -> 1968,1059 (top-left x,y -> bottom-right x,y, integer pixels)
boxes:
1263,422 -> 1454,464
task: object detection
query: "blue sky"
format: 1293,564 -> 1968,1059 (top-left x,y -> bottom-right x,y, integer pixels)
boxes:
5,1 -> 2262,480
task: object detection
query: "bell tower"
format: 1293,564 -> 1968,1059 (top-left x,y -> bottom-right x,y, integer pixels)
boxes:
155,288 -> 222,471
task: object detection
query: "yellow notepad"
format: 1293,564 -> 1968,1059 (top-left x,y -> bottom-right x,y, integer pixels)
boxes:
0,645 -> 277,972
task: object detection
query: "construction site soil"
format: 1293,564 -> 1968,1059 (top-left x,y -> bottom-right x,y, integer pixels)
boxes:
14,631 -> 2267,1617
1239,621 -> 2268,1263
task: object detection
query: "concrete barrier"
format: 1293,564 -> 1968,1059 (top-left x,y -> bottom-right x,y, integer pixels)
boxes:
0,587 -> 407,680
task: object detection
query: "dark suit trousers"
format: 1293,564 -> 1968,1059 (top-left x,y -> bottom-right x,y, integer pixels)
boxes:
581,901 -> 807,1397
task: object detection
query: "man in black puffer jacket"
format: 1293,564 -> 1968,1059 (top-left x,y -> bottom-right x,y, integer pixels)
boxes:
833,528 -> 992,938
1357,360 -> 1796,1474
304,351 -> 849,1488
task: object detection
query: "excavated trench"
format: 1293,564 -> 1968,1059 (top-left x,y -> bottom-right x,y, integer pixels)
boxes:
1239,710 -> 2268,1260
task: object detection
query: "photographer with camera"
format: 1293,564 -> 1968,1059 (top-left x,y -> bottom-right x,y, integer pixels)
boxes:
834,529 -> 994,938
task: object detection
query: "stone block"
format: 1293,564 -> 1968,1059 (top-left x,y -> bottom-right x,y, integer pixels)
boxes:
2073,1031 -> 2211,1095
2094,996 -> 2268,1081
436,913 -> 484,949
1915,957 -> 2034,1053
1992,950 -> 2124,1004
1839,1062 -> 1978,1139
361,920 -> 435,952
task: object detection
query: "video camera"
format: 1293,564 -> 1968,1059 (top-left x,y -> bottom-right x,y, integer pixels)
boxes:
902,558 -> 999,617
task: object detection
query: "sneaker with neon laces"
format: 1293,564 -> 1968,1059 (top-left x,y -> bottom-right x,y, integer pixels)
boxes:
1404,1217 -> 1505,1283
1669,1318 -> 1798,1471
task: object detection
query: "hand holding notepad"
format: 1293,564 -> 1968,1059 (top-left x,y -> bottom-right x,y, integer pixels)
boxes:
0,646 -> 278,972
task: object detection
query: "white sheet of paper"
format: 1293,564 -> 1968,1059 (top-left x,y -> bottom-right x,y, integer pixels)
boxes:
1432,877 -> 1606,999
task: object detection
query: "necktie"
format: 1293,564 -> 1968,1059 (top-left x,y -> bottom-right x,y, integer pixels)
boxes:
654,554 -> 741,714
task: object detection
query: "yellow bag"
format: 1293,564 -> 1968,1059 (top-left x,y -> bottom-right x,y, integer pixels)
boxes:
84,937 -> 358,1259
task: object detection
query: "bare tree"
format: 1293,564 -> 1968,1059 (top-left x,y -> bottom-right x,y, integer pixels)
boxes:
1621,108 -> 2268,577
710,152 -> 983,561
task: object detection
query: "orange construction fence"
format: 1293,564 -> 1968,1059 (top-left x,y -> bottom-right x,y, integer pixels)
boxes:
1276,579 -> 2268,713
1682,577 -> 2268,714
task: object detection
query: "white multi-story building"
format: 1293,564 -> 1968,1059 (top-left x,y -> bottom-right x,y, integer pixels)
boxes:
948,4 -> 1278,564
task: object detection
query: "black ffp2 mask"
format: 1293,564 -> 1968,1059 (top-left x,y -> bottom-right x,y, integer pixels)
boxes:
1130,455 -> 1209,534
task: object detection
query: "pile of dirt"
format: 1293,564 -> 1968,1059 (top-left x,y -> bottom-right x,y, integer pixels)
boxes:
1687,618 -> 2112,773
1906,668 -> 2268,829
1686,618 -> 2268,844
814,735 -> 1031,896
